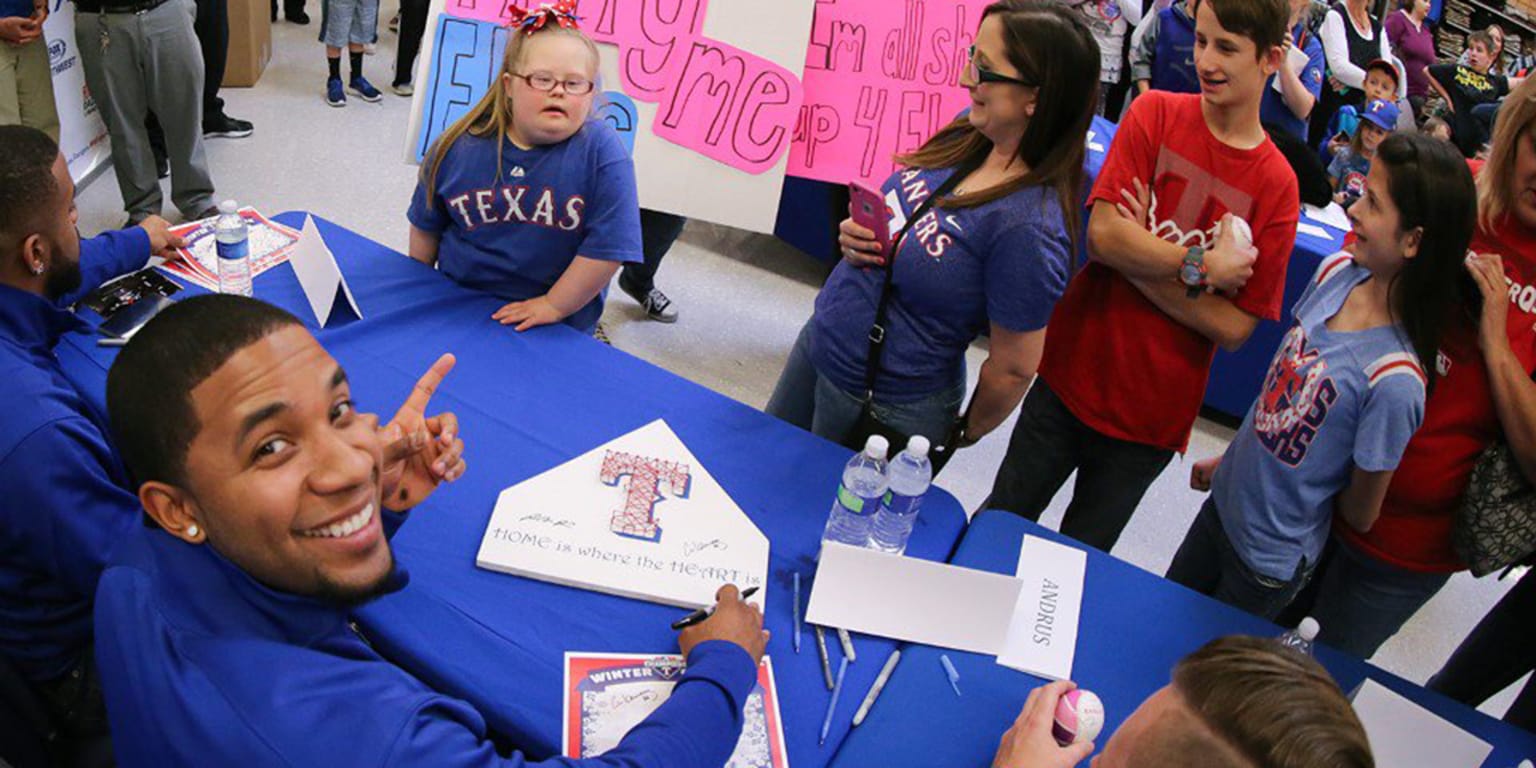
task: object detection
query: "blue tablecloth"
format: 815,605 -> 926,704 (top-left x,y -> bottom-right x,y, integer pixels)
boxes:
831,510 -> 1536,768
55,213 -> 969,767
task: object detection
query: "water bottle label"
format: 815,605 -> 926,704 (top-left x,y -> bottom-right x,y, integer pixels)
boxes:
836,486 -> 865,514
881,492 -> 922,517
217,238 -> 249,261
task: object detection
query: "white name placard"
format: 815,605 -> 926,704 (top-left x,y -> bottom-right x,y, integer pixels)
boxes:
997,535 -> 1087,681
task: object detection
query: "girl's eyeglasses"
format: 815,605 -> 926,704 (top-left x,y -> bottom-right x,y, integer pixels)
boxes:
964,46 -> 1037,87
512,72 -> 595,95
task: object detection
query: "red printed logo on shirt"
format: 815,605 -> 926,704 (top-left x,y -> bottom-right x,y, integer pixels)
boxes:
1254,327 -> 1339,467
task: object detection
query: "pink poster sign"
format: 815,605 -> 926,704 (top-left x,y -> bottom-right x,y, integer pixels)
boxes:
438,0 -> 802,175
788,0 -> 989,189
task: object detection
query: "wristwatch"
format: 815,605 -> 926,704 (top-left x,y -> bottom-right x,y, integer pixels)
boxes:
1180,246 -> 1208,298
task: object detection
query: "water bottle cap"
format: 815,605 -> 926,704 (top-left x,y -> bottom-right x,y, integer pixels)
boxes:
907,435 -> 930,457
1297,617 -> 1319,641
864,435 -> 889,460
218,200 -> 239,214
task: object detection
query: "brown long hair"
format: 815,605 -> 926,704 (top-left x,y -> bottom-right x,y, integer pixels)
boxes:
895,0 -> 1099,251
419,24 -> 601,208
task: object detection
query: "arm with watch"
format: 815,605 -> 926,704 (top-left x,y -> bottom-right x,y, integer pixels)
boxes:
1089,198 -> 1263,351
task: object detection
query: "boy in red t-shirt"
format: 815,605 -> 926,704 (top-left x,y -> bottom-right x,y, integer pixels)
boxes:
987,0 -> 1299,552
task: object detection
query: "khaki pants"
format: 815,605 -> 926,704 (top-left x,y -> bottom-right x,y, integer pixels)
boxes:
0,36 -> 60,141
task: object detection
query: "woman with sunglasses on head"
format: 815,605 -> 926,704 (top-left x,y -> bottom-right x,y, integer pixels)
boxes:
407,3 -> 640,336
767,0 -> 1099,457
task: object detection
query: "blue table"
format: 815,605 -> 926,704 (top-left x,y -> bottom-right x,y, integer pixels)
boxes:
55,213 -> 969,767
831,511 -> 1536,768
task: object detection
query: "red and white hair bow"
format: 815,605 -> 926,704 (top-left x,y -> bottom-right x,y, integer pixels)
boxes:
506,0 -> 581,34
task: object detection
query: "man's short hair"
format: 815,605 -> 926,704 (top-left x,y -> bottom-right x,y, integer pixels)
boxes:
1469,29 -> 1495,53
1202,0 -> 1289,56
1171,636 -> 1374,768
108,295 -> 305,491
0,125 -> 61,250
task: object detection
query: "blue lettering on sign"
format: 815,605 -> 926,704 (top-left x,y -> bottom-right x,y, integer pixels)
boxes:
594,90 -> 638,156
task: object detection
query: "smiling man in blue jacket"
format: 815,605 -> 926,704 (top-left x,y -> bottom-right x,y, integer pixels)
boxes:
0,124 -> 181,763
94,294 -> 768,767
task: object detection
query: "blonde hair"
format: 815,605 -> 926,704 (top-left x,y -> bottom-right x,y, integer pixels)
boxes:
1477,76 -> 1536,230
420,24 -> 600,208
1172,637 -> 1374,768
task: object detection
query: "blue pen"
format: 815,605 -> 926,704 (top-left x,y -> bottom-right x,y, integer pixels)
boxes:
940,654 -> 962,697
819,657 -> 850,745
792,572 -> 802,654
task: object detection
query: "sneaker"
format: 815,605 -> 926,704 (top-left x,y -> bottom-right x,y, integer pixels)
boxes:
364,42 -> 377,55
618,273 -> 679,323
349,75 -> 382,102
287,8 -> 309,23
203,113 -> 254,139
388,11 -> 399,32
326,77 -> 346,107
391,81 -> 414,97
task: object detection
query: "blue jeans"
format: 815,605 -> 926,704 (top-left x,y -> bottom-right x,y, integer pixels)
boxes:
1284,536 -> 1452,660
765,322 -> 964,446
1165,498 -> 1312,621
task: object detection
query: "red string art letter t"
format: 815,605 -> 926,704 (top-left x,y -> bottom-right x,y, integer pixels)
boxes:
598,451 -> 692,542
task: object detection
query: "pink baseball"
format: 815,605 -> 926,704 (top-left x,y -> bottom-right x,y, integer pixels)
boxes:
1051,689 -> 1105,747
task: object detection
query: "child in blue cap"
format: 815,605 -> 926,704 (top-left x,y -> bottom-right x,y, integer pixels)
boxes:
1330,98 -> 1397,206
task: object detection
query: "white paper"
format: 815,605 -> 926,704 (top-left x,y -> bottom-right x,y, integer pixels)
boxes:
289,215 -> 362,326
476,420 -> 770,609
1303,202 -> 1351,231
805,543 -> 1023,655
1296,222 -> 1333,240
1271,44 -> 1313,95
996,536 -> 1087,680
1350,679 -> 1493,768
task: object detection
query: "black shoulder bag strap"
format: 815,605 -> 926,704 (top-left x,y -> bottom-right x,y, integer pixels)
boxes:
860,158 -> 979,406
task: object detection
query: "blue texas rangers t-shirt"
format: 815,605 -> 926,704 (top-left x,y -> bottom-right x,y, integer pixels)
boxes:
808,166 -> 1072,402
1213,254 -> 1426,581
407,121 -> 642,333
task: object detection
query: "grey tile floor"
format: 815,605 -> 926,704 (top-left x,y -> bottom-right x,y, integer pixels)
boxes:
70,13 -> 1527,720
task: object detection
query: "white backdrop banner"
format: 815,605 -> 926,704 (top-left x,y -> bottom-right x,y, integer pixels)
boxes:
43,0 -> 111,183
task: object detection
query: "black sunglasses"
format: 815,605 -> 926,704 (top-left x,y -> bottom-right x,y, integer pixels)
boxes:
965,45 -> 1037,87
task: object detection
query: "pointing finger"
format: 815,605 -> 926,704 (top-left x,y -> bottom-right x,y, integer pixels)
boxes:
403,353 -> 456,413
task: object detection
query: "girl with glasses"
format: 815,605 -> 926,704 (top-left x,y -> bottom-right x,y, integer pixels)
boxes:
408,2 -> 641,335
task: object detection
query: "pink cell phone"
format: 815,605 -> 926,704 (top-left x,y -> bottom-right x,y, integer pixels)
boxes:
848,181 -> 892,255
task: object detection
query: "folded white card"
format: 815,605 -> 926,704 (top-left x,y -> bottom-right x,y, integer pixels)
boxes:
289,215 -> 361,326
1350,679 -> 1492,768
1303,202 -> 1351,231
996,536 -> 1087,680
805,543 -> 1023,655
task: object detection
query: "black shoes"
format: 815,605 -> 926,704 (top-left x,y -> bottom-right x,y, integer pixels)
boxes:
617,272 -> 679,323
204,113 -> 254,139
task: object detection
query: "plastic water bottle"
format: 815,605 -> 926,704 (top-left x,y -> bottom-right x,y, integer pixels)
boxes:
1278,617 -> 1320,656
870,436 -> 932,554
215,200 -> 252,297
822,435 -> 889,548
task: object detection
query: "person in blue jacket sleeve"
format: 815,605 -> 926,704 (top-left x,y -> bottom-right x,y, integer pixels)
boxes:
94,294 -> 769,767
1259,0 -> 1326,140
0,124 -> 182,765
